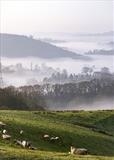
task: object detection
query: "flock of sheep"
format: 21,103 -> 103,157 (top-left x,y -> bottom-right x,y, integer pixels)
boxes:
0,121 -> 88,155
0,121 -> 37,150
42,134 -> 88,155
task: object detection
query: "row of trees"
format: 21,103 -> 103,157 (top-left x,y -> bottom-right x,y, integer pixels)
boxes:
42,79 -> 114,98
43,67 -> 113,84
18,78 -> 114,105
0,87 -> 46,110
0,76 -> 114,110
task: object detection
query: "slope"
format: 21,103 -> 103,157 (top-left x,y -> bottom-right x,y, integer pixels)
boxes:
0,33 -> 89,60
0,110 -> 114,160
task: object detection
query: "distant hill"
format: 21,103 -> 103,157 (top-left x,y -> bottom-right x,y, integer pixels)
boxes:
0,33 -> 89,60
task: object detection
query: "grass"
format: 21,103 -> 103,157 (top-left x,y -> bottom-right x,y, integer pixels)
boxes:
0,110 -> 114,160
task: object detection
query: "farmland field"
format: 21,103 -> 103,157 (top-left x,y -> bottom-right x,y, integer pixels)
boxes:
0,110 -> 114,160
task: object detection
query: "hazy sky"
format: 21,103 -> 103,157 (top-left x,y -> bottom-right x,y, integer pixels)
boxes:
0,0 -> 113,35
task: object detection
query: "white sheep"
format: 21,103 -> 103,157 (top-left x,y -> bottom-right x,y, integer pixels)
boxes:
43,134 -> 50,138
15,139 -> 36,150
50,136 -> 60,142
22,140 -> 32,147
15,140 -> 28,147
2,134 -> 11,140
70,146 -> 88,155
54,137 -> 60,140
43,134 -> 50,141
2,129 -> 7,134
21,140 -> 27,148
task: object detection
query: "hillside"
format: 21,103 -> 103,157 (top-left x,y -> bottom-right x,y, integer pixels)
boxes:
0,33 -> 89,60
0,110 -> 114,160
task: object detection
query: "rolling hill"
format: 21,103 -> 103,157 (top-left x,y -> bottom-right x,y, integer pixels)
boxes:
0,110 -> 114,160
0,33 -> 89,60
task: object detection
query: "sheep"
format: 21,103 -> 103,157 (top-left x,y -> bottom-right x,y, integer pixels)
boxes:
50,136 -> 60,143
43,134 -> 50,138
54,137 -> 60,140
70,146 -> 88,155
2,134 -> 11,140
21,140 -> 27,148
14,139 -> 37,150
50,137 -> 55,142
21,140 -> 37,150
42,134 -> 61,143
76,148 -> 88,155
14,140 -> 31,148
42,134 -> 50,141
21,140 -> 31,148
2,129 -> 7,134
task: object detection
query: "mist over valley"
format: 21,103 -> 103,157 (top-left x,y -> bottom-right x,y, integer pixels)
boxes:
0,1 -> 114,159
0,32 -> 114,110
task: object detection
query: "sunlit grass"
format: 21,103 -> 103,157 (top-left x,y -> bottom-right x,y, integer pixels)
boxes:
0,110 -> 114,160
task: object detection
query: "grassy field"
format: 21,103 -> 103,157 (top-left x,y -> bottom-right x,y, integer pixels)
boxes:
0,110 -> 114,160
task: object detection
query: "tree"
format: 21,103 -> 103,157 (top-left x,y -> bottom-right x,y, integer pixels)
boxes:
82,67 -> 89,75
101,67 -> 110,74
82,66 -> 93,75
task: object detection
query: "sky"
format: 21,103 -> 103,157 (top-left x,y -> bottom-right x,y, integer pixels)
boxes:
0,0 -> 113,35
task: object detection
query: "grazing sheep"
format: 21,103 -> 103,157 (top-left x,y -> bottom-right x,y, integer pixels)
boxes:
21,140 -> 31,148
43,134 -> 50,141
2,129 -> 7,134
76,148 -> 88,155
54,137 -> 60,140
50,137 -> 54,142
2,134 -> 11,140
43,134 -> 50,138
14,139 -> 37,150
70,146 -> 88,155
50,136 -> 60,143
21,140 -> 27,148
15,140 -> 31,148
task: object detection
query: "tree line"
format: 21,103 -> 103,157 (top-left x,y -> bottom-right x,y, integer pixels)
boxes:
0,76 -> 114,110
43,67 -> 113,84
